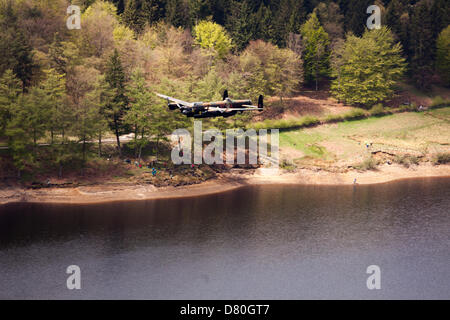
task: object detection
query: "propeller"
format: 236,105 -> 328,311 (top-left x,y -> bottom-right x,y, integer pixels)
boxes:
258,95 -> 263,109
222,89 -> 228,101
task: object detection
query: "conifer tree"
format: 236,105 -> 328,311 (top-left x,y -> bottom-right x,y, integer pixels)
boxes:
436,26 -> 450,87
105,49 -> 129,156
300,12 -> 330,90
0,70 -> 21,136
0,2 -> 35,91
40,69 -> 67,145
344,0 -> 371,36
225,0 -> 255,52
166,0 -> 189,28
4,93 -> 35,178
122,0 -> 147,33
409,0 -> 435,89
253,4 -> 273,43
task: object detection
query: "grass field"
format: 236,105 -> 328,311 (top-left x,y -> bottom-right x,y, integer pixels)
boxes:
279,107 -> 450,169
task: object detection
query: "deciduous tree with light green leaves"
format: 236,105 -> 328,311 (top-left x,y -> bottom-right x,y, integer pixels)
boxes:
0,69 -> 21,135
4,88 -> 48,177
193,20 -> 233,59
125,68 -> 154,163
331,27 -> 406,107
238,40 -> 303,102
436,25 -> 450,87
41,69 -> 66,145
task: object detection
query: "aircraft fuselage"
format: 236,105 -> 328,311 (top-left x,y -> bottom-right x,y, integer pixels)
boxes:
181,100 -> 252,118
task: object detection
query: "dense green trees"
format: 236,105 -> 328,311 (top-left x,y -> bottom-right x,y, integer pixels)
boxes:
436,26 -> 450,87
122,0 -> 166,33
1,0 -> 449,178
0,70 -> 21,136
300,12 -> 330,90
0,2 -> 35,91
125,68 -> 153,162
408,0 -> 436,89
238,40 -> 303,101
331,27 -> 406,106
105,49 -> 128,156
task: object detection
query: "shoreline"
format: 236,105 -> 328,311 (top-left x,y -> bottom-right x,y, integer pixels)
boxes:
1,163 -> 449,206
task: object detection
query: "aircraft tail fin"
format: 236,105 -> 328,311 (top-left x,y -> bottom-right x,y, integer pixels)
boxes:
223,89 -> 228,100
258,95 -> 263,110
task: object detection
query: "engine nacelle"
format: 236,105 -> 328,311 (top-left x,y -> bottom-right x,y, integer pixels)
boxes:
182,108 -> 195,117
168,103 -> 178,111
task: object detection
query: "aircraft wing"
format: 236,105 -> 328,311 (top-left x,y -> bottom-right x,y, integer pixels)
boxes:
156,93 -> 194,107
209,107 -> 263,112
241,104 -> 260,108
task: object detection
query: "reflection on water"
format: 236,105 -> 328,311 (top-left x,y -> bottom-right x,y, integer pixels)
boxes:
0,178 -> 449,299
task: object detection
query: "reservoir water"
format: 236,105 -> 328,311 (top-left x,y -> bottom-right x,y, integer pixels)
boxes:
0,178 -> 449,299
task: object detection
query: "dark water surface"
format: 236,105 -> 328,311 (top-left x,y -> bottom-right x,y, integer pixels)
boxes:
0,178 -> 449,299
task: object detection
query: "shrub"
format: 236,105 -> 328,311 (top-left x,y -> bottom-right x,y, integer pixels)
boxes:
323,114 -> 343,123
399,102 -> 416,112
394,154 -> 419,168
430,96 -> 450,108
369,103 -> 386,116
280,159 -> 296,171
342,108 -> 367,121
433,152 -> 450,164
354,157 -> 378,171
298,116 -> 320,127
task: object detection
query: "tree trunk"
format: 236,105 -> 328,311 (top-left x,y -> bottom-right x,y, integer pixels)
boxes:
138,145 -> 142,165
98,131 -> 102,157
33,129 -> 37,156
81,138 -> 86,176
315,64 -> 319,91
59,162 -> 62,178
82,137 -> 86,163
156,137 -> 159,159
138,129 -> 144,164
134,125 -> 138,158
114,117 -> 121,156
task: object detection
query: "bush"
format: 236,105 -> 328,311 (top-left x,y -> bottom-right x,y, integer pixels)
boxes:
342,108 -> 367,121
298,116 -> 320,127
354,157 -> 378,171
399,102 -> 416,112
369,103 -> 386,116
323,114 -> 343,123
280,159 -> 296,171
433,152 -> 450,164
394,154 -> 419,168
430,96 -> 450,108
249,115 -> 320,131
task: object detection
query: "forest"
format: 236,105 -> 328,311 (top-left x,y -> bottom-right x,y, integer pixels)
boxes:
0,0 -> 449,179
